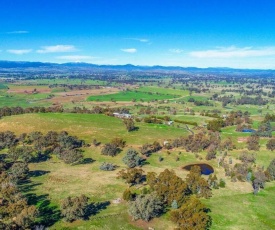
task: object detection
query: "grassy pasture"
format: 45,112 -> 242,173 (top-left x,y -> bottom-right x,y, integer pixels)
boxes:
0,113 -> 273,230
0,113 -> 187,144
137,86 -> 189,97
87,91 -> 178,102
0,80 -> 275,229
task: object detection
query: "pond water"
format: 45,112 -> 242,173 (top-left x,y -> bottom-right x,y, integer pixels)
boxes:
242,129 -> 256,133
183,163 -> 214,175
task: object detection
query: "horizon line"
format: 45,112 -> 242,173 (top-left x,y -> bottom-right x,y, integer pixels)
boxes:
0,59 -> 275,71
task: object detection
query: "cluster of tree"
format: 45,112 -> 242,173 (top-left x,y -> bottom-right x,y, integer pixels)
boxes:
252,121 -> 273,138
236,96 -> 268,105
0,106 -> 64,118
188,98 -> 213,106
221,153 -> 275,194
0,154 -> 38,228
171,132 -> 225,154
140,141 -> 162,157
224,110 -> 252,127
174,119 -> 198,126
1,130 -> 85,165
221,88 -> 265,97
124,168 -> 212,229
0,105 -> 131,120
49,84 -> 100,90
214,95 -> 235,107
143,116 -> 163,124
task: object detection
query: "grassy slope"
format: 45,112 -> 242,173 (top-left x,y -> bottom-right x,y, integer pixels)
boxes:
0,113 -> 187,144
205,182 -> 275,230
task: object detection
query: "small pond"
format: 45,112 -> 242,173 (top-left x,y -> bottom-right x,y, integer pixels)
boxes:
183,163 -> 214,175
242,129 -> 256,133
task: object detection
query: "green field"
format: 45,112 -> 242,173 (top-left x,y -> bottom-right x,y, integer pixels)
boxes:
88,90 -> 177,102
137,86 -> 189,97
0,113 -> 187,144
0,77 -> 275,230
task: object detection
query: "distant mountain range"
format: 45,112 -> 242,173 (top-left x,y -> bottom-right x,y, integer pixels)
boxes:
0,60 -> 274,73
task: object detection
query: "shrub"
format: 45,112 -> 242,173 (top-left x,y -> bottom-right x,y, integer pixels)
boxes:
99,162 -> 116,171
101,143 -> 119,157
122,148 -> 142,168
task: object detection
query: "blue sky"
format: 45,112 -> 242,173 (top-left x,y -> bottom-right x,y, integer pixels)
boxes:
1,0 -> 275,68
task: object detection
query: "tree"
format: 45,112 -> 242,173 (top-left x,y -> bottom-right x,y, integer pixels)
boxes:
59,149 -> 83,164
111,137 -> 126,148
101,143 -> 119,157
123,119 -> 136,132
147,169 -> 190,206
15,206 -> 39,229
247,136 -> 260,151
117,168 -> 144,186
170,195 -> 211,230
186,166 -> 212,198
239,151 -> 256,164
206,145 -> 216,160
266,159 -> 275,180
10,162 -> 29,182
0,172 -> 38,228
266,139 -> 275,151
0,131 -> 18,150
60,195 -> 89,222
221,137 -> 235,151
140,141 -> 162,157
57,132 -> 84,150
8,147 -> 20,162
207,119 -> 224,132
122,148 -> 142,168
8,146 -> 34,163
123,189 -> 135,201
128,193 -> 163,221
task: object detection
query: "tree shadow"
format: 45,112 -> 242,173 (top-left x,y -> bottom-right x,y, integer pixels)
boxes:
29,170 -> 50,177
81,158 -> 95,164
31,153 -> 50,163
38,197 -> 61,226
141,159 -> 150,166
0,153 -> 7,160
130,127 -> 139,132
85,201 -> 110,219
26,193 -> 61,227
18,180 -> 42,193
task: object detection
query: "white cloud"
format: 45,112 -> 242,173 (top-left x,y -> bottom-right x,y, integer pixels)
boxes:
125,38 -> 149,43
121,48 -> 137,53
37,45 -> 77,53
56,55 -> 96,62
6,30 -> 29,34
190,46 -> 275,58
7,49 -> 32,55
169,49 -> 183,54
